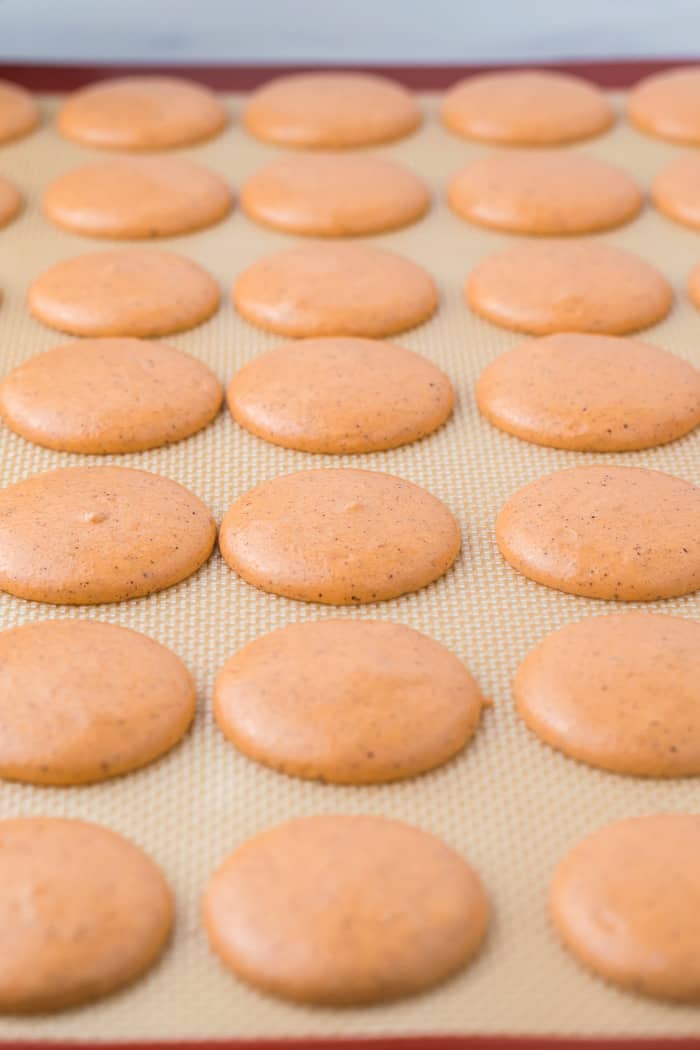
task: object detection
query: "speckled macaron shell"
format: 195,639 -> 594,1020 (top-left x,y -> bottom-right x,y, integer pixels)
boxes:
243,71 -> 421,148
28,250 -> 220,338
203,814 -> 489,1005
515,612 -> 700,777
43,156 -> 233,239
57,75 -> 227,150
227,337 -> 453,453
466,242 -> 672,335
0,338 -> 223,454
448,151 -> 642,235
233,243 -> 437,338
551,814 -> 700,1001
496,465 -> 700,601
441,70 -> 614,145
652,152 -> 700,229
0,79 -> 39,144
0,817 -> 172,1013
628,67 -> 700,144
214,619 -> 487,783
240,153 -> 429,236
0,466 -> 216,604
476,333 -> 700,451
219,468 -> 460,605
0,177 -> 22,229
0,620 -> 195,785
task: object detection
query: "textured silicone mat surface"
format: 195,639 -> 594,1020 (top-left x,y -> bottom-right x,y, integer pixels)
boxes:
0,91 -> 698,1040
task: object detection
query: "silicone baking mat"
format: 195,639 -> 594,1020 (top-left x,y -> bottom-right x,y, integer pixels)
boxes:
0,62 -> 698,1047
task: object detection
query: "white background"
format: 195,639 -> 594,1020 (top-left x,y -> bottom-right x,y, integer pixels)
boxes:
0,0 -> 698,63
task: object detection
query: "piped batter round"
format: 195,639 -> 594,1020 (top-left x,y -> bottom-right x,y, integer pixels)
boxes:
628,67 -> 700,144
203,815 -> 489,1005
57,75 -> 227,150
653,152 -> 700,229
241,153 -> 429,236
0,79 -> 39,144
214,619 -> 486,783
0,177 -> 21,229
466,241 -> 672,335
441,70 -> 613,145
0,817 -> 172,1012
44,156 -> 233,239
28,249 -> 220,337
0,619 -> 195,785
515,612 -> 700,776
0,466 -> 216,604
476,333 -> 700,451
448,151 -> 642,235
219,468 -> 460,604
551,814 -> 700,1001
0,337 -> 223,454
233,243 -> 437,338
227,336 -> 453,453
496,465 -> 700,601
243,71 -> 421,148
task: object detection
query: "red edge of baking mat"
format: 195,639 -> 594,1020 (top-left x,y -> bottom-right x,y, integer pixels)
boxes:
0,55 -> 699,1050
0,57 -> 696,90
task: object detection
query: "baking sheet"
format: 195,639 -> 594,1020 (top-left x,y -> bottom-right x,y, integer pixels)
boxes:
0,89 -> 698,1041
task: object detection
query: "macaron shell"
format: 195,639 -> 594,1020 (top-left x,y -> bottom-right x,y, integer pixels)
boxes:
0,79 -> 40,144
219,467 -> 460,604
243,71 -> 421,148
28,250 -> 220,338
43,156 -> 233,239
441,70 -> 613,145
628,67 -> 700,144
0,817 -> 173,1012
0,620 -> 196,785
227,336 -> 453,453
551,814 -> 700,1001
496,465 -> 700,601
233,243 -> 437,338
466,241 -> 672,335
0,338 -> 223,454
0,466 -> 216,604
57,75 -> 227,150
514,612 -> 700,776
652,152 -> 700,228
448,151 -> 642,235
476,333 -> 700,451
204,815 -> 489,1004
214,619 -> 486,783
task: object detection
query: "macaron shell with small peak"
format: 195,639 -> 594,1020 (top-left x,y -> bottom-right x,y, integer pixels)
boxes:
0,817 -> 173,1012
214,619 -> 487,783
551,814 -> 700,1001
496,465 -> 700,601
233,243 -> 437,338
227,336 -> 453,453
244,71 -> 421,148
219,468 -> 460,604
0,466 -> 216,604
441,70 -> 613,145
57,75 -> 227,149
43,156 -> 233,239
28,250 -> 220,338
466,241 -> 672,335
0,338 -> 223,454
0,619 -> 196,785
204,815 -> 489,1005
